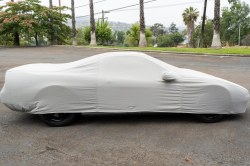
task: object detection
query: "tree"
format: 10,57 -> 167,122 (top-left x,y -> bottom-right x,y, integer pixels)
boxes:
89,0 -> 97,45
0,0 -> 71,46
124,35 -> 138,47
182,7 -> 199,48
126,30 -> 131,35
139,0 -> 147,47
49,0 -> 56,45
128,22 -> 140,45
9,0 -> 19,46
220,0 -> 250,46
200,0 -> 207,48
82,19 -> 113,45
150,23 -> 167,42
109,30 -> 118,45
71,0 -> 77,45
182,29 -> 187,36
96,19 -> 113,45
126,22 -> 153,46
169,22 -> 179,34
228,0 -> 238,9
211,0 -> 222,49
192,19 -> 214,48
242,34 -> 250,46
83,26 -> 91,42
169,33 -> 184,46
0,33 -> 14,45
65,27 -> 88,45
157,34 -> 174,47
117,31 -> 125,44
76,28 -> 88,45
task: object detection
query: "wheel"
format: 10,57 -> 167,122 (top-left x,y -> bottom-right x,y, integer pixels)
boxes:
195,114 -> 224,123
39,113 -> 76,127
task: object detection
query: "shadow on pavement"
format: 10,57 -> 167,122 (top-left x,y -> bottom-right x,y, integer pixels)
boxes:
7,112 -> 246,127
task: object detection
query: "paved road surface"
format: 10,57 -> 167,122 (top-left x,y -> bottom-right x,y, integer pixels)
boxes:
0,47 -> 250,165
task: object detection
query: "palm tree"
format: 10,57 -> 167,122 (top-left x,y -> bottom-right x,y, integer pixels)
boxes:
139,0 -> 147,47
211,0 -> 221,49
71,0 -> 77,45
182,7 -> 199,48
89,0 -> 97,45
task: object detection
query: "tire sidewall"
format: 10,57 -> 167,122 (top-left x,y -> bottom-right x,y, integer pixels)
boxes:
39,113 -> 77,127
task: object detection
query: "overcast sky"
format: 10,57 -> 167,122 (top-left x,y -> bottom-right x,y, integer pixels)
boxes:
1,0 -> 248,27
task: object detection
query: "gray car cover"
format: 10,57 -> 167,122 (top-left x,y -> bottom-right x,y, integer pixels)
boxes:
0,52 -> 249,114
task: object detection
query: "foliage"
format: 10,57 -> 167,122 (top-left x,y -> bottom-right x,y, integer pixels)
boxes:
75,27 -> 88,45
150,37 -> 156,46
182,7 -> 199,25
220,0 -> 250,46
85,45 -> 250,55
110,30 -> 125,45
109,31 -> 118,45
169,33 -> 184,46
242,34 -> 250,46
83,25 -> 91,42
157,34 -> 174,47
228,0 -> 239,9
0,0 -> 72,45
95,19 -> 113,45
182,29 -> 187,36
127,22 -> 140,44
169,22 -> 179,34
126,22 -> 153,46
192,19 -> 214,48
124,35 -> 138,47
182,6 -> 199,48
117,31 -> 125,44
150,23 -> 167,41
0,34 -> 14,45
83,19 -> 113,45
126,30 -> 131,35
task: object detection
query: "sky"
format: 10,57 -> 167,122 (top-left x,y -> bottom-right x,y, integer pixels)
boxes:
1,0 -> 248,27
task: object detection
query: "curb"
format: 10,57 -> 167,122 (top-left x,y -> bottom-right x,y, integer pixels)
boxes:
49,45 -> 250,57
1,45 -> 250,57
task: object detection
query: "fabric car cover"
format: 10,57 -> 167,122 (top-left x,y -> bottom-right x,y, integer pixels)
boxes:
0,52 -> 249,114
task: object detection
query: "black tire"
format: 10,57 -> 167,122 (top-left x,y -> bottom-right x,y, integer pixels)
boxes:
195,114 -> 224,123
39,113 -> 76,127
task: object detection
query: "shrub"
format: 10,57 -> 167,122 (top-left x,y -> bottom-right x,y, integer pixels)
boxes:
157,34 -> 174,47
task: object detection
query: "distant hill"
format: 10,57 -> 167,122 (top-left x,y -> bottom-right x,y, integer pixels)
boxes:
69,17 -> 186,33
69,17 -> 133,32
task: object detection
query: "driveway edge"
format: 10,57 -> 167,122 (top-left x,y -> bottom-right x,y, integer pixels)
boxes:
48,45 -> 250,57
1,45 -> 250,57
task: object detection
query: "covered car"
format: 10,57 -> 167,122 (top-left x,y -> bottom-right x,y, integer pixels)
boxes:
0,52 -> 249,126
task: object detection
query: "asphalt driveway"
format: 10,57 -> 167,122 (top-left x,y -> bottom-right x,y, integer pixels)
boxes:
0,47 -> 250,166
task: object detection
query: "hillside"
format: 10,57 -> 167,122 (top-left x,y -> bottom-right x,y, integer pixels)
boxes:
69,17 -> 186,33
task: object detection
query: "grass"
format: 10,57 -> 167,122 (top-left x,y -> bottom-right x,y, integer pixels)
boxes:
80,45 -> 250,55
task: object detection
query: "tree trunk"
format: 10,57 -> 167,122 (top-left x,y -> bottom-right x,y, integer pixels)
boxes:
12,0 -> 20,46
211,0 -> 221,49
59,0 -> 63,45
187,22 -> 195,48
2,36 -> 4,45
49,0 -> 57,45
200,0 -> 207,48
89,0 -> 97,45
71,0 -> 77,45
13,32 -> 20,46
139,0 -> 147,47
35,32 -> 38,46
7,34 -> 9,45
